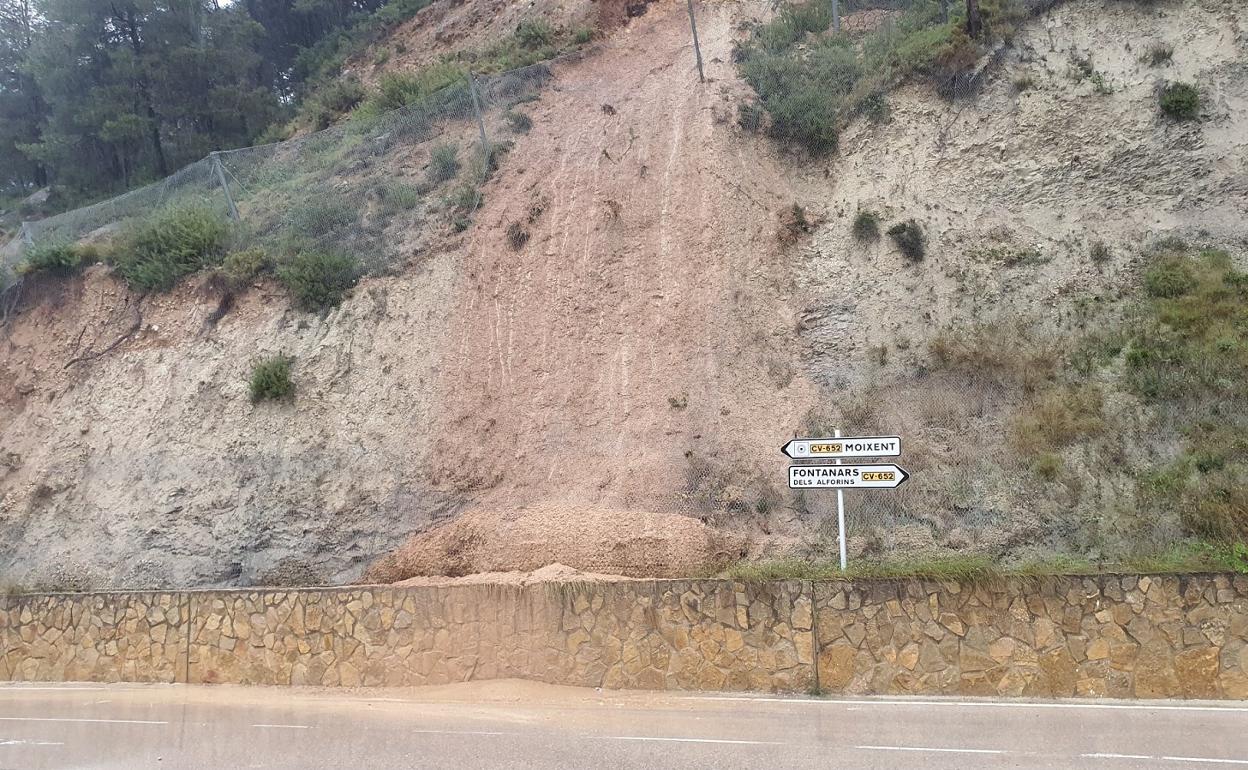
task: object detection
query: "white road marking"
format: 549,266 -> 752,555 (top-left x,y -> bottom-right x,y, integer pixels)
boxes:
0,739 -> 64,747
1162,758 -> 1248,766
693,696 -> 1248,714
408,729 -> 514,737
605,736 -> 784,746
858,745 -> 1003,755
1083,753 -> 1154,760
0,717 -> 167,725
252,724 -> 311,730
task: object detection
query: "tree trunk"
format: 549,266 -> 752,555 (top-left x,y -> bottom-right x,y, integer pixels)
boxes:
115,4 -> 170,176
966,0 -> 983,38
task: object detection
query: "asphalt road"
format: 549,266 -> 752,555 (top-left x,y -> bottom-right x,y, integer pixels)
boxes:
0,680 -> 1245,769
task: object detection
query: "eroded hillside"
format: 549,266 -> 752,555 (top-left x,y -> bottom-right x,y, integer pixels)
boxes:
1,0 -> 1245,588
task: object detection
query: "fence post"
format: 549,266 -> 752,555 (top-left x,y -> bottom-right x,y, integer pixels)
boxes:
939,0 -> 950,23
210,153 -> 240,223
686,0 -> 706,83
832,0 -> 840,33
19,222 -> 33,249
467,72 -> 490,212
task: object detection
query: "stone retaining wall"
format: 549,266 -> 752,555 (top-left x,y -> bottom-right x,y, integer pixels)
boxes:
2,575 -> 1247,697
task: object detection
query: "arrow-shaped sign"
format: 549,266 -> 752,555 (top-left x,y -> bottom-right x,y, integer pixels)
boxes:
788,463 -> 910,489
781,436 -> 902,459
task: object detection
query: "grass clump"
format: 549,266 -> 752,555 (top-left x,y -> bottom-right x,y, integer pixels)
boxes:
737,101 -> 765,132
377,182 -> 422,213
851,210 -> 880,242
1144,43 -> 1174,66
18,242 -> 96,277
504,110 -> 533,134
221,248 -> 268,287
1159,82 -> 1200,121
887,219 -> 925,261
301,78 -> 366,130
721,554 -> 1001,582
113,206 -> 231,292
276,251 -> 360,311
249,354 -> 295,403
1143,256 -> 1196,298
515,19 -> 555,50
427,144 -> 461,185
1010,384 -> 1105,458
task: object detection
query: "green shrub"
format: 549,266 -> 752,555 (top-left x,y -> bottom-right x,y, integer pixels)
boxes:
249,355 -> 295,403
1159,82 -> 1200,121
18,242 -> 92,277
852,210 -> 880,242
277,251 -> 360,311
887,219 -> 925,261
504,110 -> 533,133
1012,74 -> 1035,92
1089,240 -> 1112,264
363,63 -> 468,114
427,143 -> 461,185
377,182 -> 422,213
515,19 -> 555,50
1143,258 -> 1196,298
572,26 -> 594,45
1010,384 -> 1105,457
302,78 -> 366,129
286,198 -> 356,241
114,206 -> 231,292
738,101 -> 764,132
222,248 -> 267,286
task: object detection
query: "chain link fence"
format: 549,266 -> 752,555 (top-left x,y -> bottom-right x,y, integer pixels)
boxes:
0,58 -> 560,290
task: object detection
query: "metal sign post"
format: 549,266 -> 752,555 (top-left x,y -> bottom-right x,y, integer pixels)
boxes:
783,433 -> 909,573
835,429 -> 847,571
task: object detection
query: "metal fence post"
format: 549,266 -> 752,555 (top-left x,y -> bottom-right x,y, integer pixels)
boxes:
832,0 -> 841,33
210,153 -> 240,223
19,222 -> 33,249
686,0 -> 706,83
467,72 -> 490,212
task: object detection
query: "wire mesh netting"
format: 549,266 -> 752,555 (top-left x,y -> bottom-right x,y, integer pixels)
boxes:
0,59 -> 558,287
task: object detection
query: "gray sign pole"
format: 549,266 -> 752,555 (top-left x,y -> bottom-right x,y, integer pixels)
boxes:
836,428 -> 847,571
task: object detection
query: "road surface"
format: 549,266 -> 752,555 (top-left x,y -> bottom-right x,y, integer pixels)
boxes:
0,680 -> 1245,769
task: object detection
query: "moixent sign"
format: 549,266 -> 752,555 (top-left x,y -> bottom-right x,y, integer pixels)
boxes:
788,463 -> 910,489
781,436 -> 901,459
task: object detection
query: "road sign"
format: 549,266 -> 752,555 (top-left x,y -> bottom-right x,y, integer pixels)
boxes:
781,436 -> 901,459
788,463 -> 910,489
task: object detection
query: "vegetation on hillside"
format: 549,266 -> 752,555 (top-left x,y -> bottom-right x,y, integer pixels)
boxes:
735,0 -> 1027,154
0,0 -> 445,205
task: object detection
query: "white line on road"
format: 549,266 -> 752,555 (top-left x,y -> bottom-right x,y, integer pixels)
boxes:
1083,754 -> 1154,760
857,745 -> 1004,755
1162,758 -> 1248,765
0,739 -> 64,746
694,696 -> 1248,714
252,724 -> 312,729
606,736 -> 785,746
0,717 -> 167,725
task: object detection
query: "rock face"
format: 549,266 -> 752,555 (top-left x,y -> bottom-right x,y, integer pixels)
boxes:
3,574 -> 1247,698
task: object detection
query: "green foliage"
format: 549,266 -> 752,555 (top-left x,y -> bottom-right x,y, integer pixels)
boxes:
1143,257 -> 1196,298
572,26 -> 594,45
852,210 -> 880,242
1159,82 -> 1200,121
113,206 -> 231,292
515,20 -> 555,50
222,248 -> 268,287
276,251 -> 360,312
362,63 -> 469,114
300,78 -> 367,130
18,242 -> 93,277
887,219 -> 925,261
427,143 -> 461,185
1010,384 -> 1105,457
249,355 -> 295,404
737,101 -> 765,132
377,182 -> 422,213
1089,240 -> 1112,264
285,198 -> 357,242
1122,249 -> 1248,541
504,110 -> 533,134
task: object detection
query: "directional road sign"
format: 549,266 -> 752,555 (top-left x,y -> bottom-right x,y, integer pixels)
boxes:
781,436 -> 902,459
788,463 -> 910,489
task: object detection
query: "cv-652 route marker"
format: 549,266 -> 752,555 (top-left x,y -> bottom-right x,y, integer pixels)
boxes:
788,463 -> 910,489
782,430 -> 910,572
